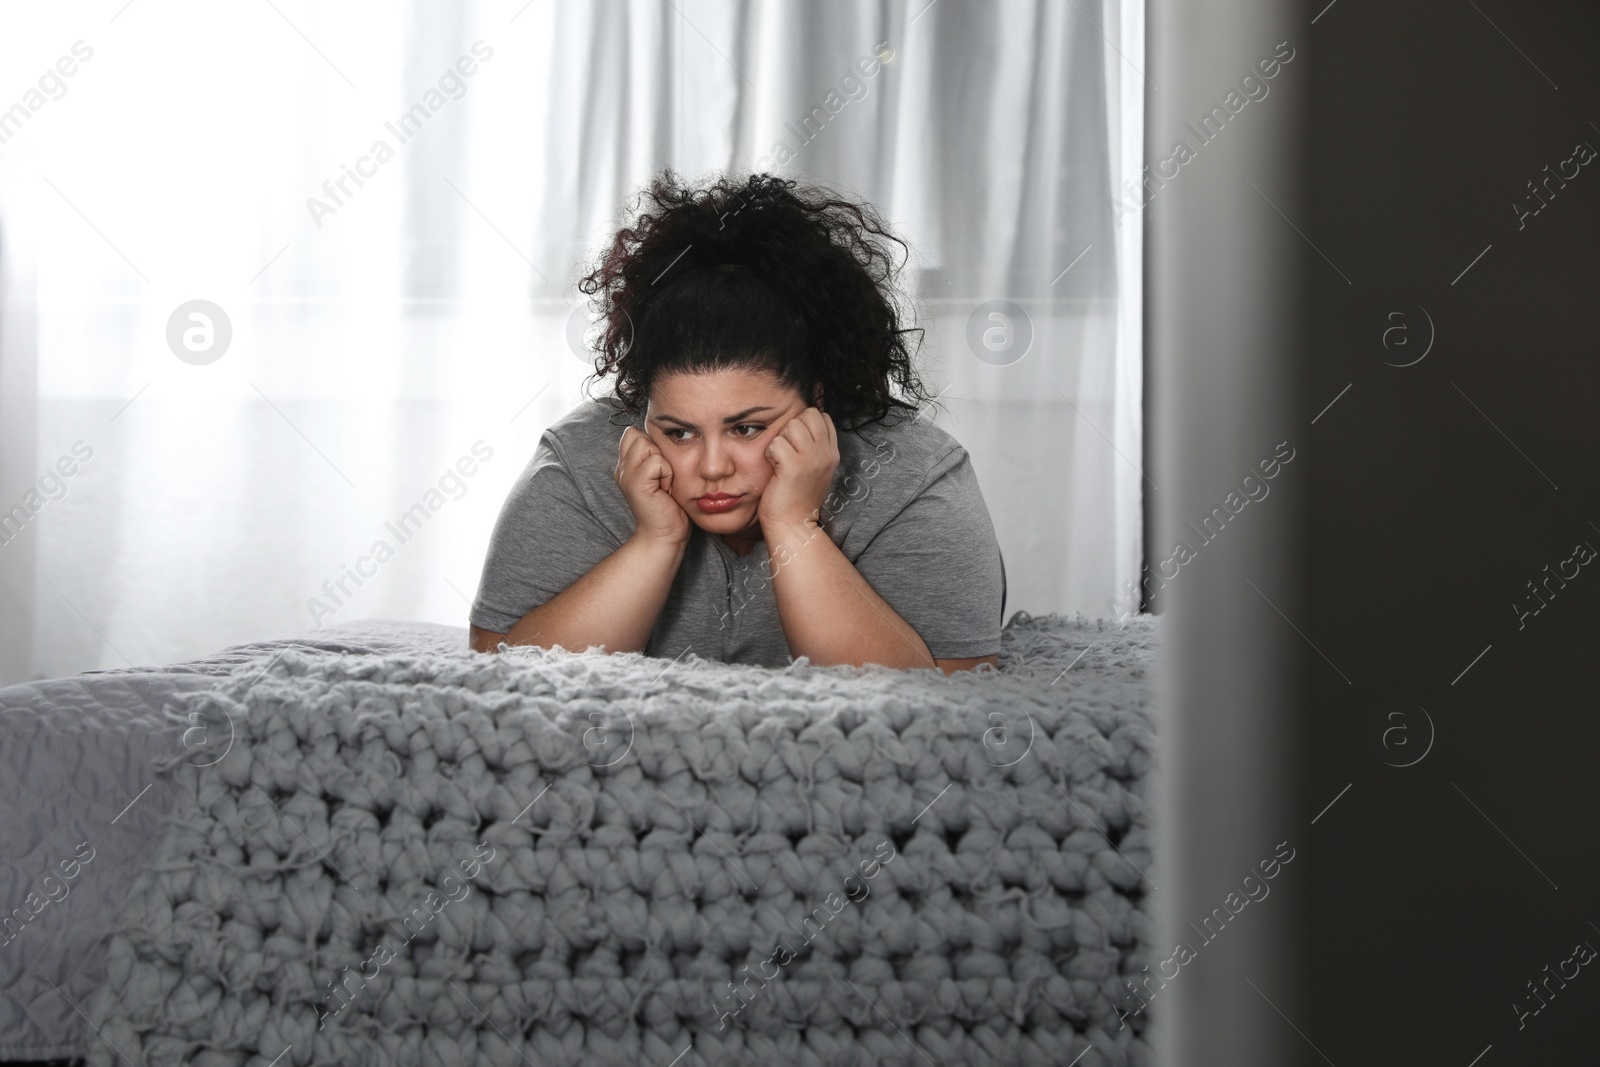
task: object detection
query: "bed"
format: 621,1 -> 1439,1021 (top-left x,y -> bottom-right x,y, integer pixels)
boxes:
0,613 -> 1158,1067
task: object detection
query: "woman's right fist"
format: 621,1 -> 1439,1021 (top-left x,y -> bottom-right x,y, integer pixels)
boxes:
616,426 -> 691,546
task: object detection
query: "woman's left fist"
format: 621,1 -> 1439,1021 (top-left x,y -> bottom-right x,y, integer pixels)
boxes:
758,407 -> 839,531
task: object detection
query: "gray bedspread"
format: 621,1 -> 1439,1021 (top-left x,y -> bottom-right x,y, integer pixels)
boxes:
0,622 -> 467,1061
1,614 -> 1158,1066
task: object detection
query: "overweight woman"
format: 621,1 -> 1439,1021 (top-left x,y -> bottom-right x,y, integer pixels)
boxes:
468,171 -> 1006,675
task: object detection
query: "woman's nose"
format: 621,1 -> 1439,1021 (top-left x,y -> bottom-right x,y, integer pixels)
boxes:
698,442 -> 735,478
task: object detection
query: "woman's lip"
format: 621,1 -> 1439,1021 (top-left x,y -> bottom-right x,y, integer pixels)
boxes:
695,493 -> 744,513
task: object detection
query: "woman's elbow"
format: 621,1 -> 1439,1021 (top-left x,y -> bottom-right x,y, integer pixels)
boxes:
934,654 -> 1000,675
469,625 -> 508,654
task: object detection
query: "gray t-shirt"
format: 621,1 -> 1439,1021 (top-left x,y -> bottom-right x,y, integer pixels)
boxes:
469,394 -> 1006,667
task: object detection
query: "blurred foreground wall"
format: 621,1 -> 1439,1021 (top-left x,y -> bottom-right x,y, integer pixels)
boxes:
1153,1 -> 1600,1064
1147,0 -> 1308,1063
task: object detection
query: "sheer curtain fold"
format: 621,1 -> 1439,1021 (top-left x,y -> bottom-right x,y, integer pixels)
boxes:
0,0 -> 1141,683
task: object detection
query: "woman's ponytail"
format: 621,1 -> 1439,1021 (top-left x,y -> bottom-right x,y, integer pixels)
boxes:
576,169 -> 936,431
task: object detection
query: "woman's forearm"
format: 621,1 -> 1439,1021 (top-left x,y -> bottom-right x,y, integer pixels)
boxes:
502,534 -> 686,655
761,517 -> 936,670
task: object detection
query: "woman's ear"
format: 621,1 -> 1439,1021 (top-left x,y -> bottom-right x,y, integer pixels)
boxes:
812,383 -> 824,409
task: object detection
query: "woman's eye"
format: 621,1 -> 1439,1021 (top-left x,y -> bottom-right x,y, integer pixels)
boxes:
661,425 -> 760,442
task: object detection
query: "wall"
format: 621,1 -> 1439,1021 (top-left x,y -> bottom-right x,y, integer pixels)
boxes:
1154,0 -> 1600,1063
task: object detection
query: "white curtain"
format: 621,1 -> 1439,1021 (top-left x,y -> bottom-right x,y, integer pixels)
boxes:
0,0 -> 1143,684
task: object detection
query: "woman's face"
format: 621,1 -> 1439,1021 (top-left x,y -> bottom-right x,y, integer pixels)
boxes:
645,366 -> 816,539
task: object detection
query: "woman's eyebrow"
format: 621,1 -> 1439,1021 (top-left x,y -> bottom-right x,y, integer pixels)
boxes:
651,406 -> 775,428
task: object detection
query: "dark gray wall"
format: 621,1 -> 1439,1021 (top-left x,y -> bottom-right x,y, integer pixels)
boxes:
1300,0 -> 1599,1063
1153,0 -> 1600,1064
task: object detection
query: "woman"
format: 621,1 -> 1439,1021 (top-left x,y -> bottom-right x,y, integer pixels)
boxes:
468,171 -> 1006,674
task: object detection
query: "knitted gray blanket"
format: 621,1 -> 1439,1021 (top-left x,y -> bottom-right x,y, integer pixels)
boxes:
83,613 -> 1158,1067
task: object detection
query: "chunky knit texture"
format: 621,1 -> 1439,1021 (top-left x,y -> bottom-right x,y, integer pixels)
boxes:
83,613 -> 1158,1067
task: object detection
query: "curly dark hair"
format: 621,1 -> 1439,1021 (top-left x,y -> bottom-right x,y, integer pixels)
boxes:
575,170 -> 939,432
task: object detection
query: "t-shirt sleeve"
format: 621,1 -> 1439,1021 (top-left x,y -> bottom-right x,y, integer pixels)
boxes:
852,447 -> 1005,659
469,434 -> 624,634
